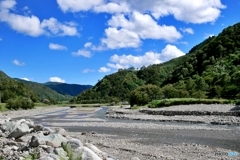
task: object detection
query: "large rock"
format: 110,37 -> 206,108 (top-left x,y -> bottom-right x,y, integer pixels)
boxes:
0,116 -> 10,126
34,124 -> 44,131
0,115 -> 121,160
85,143 -> 108,159
29,132 -> 68,148
50,127 -> 68,137
4,119 -> 31,139
73,146 -> 102,160
66,138 -> 83,150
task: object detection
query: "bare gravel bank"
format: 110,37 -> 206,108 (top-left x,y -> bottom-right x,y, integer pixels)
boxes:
68,132 -> 239,160
1,105 -> 240,160
106,104 -> 240,125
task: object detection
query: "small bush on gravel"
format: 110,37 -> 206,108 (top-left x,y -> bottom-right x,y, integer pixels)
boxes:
61,142 -> 82,160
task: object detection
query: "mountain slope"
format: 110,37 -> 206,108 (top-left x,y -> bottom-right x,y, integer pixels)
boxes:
44,82 -> 92,96
0,71 -> 38,103
15,79 -> 72,102
163,22 -> 240,99
72,69 -> 145,103
73,56 -> 188,103
0,70 -> 11,81
74,22 -> 240,103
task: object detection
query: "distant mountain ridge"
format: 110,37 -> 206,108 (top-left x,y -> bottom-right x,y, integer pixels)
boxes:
15,78 -> 72,102
0,70 -> 91,103
44,82 -> 92,96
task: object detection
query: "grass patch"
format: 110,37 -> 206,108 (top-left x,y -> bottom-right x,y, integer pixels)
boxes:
0,103 -> 7,112
148,98 -> 234,108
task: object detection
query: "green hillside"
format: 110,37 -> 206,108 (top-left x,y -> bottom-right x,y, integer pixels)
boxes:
71,69 -> 145,103
0,73 -> 38,103
0,70 -> 72,104
74,22 -> 240,105
0,70 -> 10,80
15,79 -> 72,102
44,82 -> 92,96
163,22 -> 240,99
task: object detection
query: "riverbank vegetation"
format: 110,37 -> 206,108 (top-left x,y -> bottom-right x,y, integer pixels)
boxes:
148,98 -> 234,108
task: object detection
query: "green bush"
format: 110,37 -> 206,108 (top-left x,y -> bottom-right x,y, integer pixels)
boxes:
235,100 -> 240,105
148,98 -> 231,108
129,84 -> 163,107
61,142 -> 82,160
6,97 -> 34,110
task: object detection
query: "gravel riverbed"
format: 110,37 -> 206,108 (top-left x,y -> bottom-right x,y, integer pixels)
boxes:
1,104 -> 240,160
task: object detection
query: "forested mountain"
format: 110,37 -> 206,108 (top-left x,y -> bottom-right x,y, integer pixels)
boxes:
163,22 -> 240,99
71,69 -> 145,103
1,70 -> 91,104
74,22 -> 240,104
15,79 -> 72,102
0,70 -> 10,80
0,74 -> 38,103
44,82 -> 92,96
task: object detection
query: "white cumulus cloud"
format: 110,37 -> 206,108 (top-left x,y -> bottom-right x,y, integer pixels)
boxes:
180,28 -> 194,34
106,44 -> 185,69
100,11 -> 181,49
0,0 -> 78,37
21,77 -> 30,81
99,67 -> 111,73
72,50 -> 91,58
204,33 -> 215,39
84,42 -> 93,48
41,18 -> 78,36
49,43 -> 67,50
160,44 -> 185,62
126,0 -> 226,24
56,0 -> 103,12
56,0 -> 225,24
13,59 -> 25,66
101,27 -> 141,49
82,69 -> 95,73
49,77 -> 65,83
94,2 -> 130,13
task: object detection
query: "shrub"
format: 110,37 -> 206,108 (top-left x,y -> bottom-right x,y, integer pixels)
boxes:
42,99 -> 51,105
129,84 -> 162,107
6,97 -> 34,110
61,142 -> 82,160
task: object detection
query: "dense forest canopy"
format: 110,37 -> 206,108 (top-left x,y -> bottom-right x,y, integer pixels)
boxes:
74,22 -> 240,105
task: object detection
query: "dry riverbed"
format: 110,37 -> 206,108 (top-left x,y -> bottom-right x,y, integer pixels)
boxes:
1,105 -> 240,160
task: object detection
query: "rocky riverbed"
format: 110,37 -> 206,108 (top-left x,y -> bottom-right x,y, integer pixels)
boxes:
106,104 -> 240,125
1,105 -> 240,160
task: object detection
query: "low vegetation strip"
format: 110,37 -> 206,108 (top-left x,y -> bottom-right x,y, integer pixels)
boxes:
148,98 -> 234,108
139,110 -> 240,117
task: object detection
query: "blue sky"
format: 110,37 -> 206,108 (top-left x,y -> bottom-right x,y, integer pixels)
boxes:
0,0 -> 239,85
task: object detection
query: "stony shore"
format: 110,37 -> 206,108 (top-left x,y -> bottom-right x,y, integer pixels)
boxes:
106,104 -> 240,125
1,105 -> 240,160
